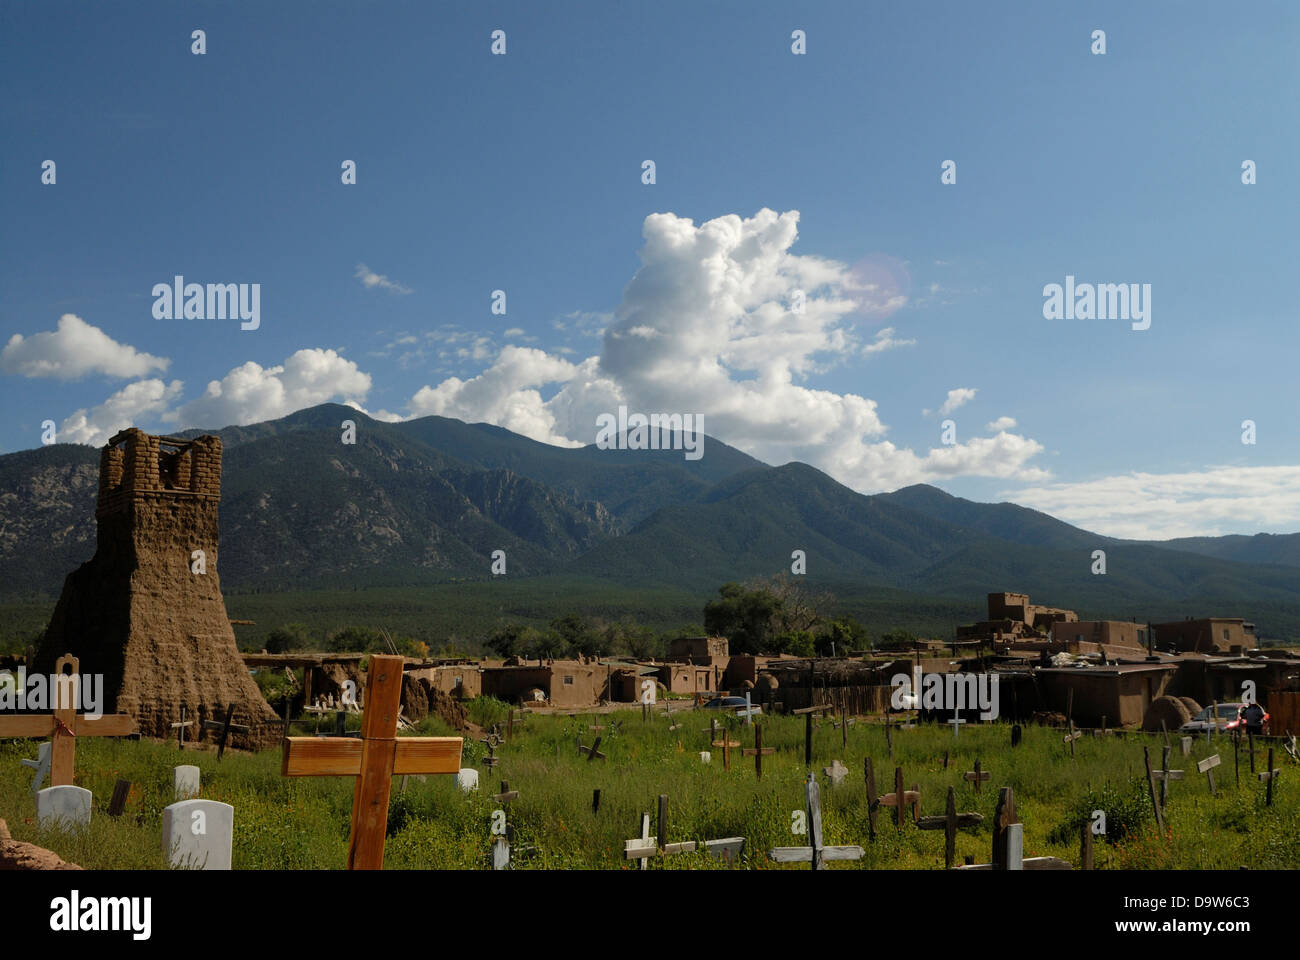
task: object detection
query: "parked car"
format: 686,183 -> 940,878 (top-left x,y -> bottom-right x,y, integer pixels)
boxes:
702,696 -> 761,715
1180,702 -> 1269,735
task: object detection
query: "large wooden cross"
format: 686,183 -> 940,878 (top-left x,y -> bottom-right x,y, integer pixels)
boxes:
281,655 -> 462,870
769,774 -> 864,870
955,787 -> 1070,870
0,654 -> 136,786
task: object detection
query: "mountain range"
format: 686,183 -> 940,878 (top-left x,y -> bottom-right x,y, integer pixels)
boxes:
2,403 -> 1298,641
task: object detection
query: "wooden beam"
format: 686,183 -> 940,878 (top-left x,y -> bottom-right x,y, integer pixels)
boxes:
282,736 -> 462,777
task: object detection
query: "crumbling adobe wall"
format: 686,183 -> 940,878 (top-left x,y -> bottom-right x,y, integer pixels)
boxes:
34,429 -> 278,749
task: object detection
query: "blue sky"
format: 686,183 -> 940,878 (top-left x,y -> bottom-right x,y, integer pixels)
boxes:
2,1 -> 1297,538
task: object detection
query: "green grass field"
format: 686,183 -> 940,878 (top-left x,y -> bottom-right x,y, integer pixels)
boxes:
2,707 -> 1295,870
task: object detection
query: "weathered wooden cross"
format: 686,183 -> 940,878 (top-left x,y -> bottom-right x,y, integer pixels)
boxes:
624,795 -> 697,868
918,785 -> 983,869
1142,746 -> 1166,834
493,779 -> 518,804
793,703 -> 828,766
281,655 -> 462,870
877,766 -> 920,828
963,758 -> 990,793
955,787 -> 1071,870
1063,720 -> 1083,758
1153,744 -> 1184,806
479,736 -> 500,769
711,728 -> 741,772
1197,753 -> 1222,796
743,724 -> 775,780
1258,747 -> 1280,806
769,774 -> 864,870
578,736 -> 606,762
0,654 -> 137,787
171,704 -> 193,750
202,703 -> 250,761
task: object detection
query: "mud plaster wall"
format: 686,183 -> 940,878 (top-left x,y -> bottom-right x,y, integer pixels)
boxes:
35,430 -> 278,749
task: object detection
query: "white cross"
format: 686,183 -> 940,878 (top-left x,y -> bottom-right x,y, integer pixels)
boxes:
948,714 -> 966,740
20,742 -> 51,794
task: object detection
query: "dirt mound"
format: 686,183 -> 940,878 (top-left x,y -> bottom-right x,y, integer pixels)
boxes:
0,820 -> 82,871
402,674 -> 429,723
1143,695 -> 1192,732
426,684 -> 468,730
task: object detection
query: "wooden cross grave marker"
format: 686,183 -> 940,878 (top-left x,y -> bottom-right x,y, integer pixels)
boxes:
1142,746 -> 1166,834
281,654 -> 463,870
1153,745 -> 1184,806
578,736 -> 606,762
963,758 -> 990,793
202,703 -> 250,761
480,737 -> 500,769
743,724 -> 775,780
955,787 -> 1071,870
0,653 -> 137,787
624,794 -> 697,868
769,774 -> 864,870
1063,720 -> 1083,758
793,703 -> 828,767
711,729 -> 741,772
171,704 -> 193,750
493,780 -> 518,804
877,766 -> 920,828
1258,747 -> 1280,806
918,785 -> 983,869
1198,753 -> 1222,797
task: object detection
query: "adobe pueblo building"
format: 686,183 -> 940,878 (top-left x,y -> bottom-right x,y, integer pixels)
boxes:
33,429 -> 279,748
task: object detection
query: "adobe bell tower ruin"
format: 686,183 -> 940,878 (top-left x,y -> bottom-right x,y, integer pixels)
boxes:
33,428 -> 278,748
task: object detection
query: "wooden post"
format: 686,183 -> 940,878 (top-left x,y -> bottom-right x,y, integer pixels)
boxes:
1260,747 -> 1279,806
107,779 -> 131,818
864,756 -> 878,841
894,766 -> 905,829
1080,819 -> 1094,870
805,712 -> 813,767
1143,746 -> 1165,836
991,787 -> 1017,871
592,788 -> 601,815
1234,731 -> 1240,788
1248,731 -> 1256,774
886,715 -> 893,759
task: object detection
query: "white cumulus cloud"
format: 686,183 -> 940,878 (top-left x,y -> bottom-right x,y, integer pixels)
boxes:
175,348 -> 372,429
986,416 -> 1018,432
2,314 -> 169,380
60,379 -> 184,445
402,209 -> 1049,490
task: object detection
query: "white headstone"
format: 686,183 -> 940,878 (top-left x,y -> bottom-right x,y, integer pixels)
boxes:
174,765 -> 201,800
20,741 -> 52,794
700,751 -> 711,764
456,768 -> 479,792
162,799 -> 234,870
1006,821 -> 1024,870
36,785 -> 92,831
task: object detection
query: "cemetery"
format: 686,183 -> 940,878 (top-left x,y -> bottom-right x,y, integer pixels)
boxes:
1,428 -> 1297,872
